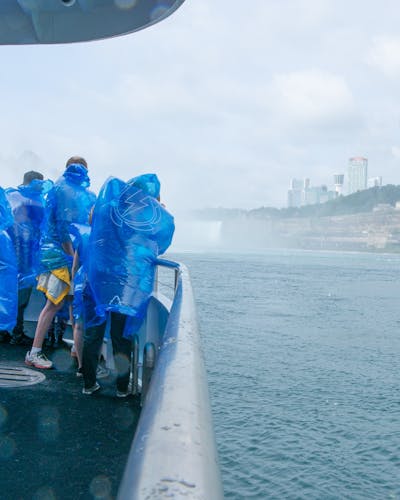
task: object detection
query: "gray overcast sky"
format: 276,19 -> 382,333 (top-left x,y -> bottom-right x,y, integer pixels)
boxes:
1,0 -> 400,210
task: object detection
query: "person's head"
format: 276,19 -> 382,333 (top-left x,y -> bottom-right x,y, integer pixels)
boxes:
131,174 -> 160,199
66,156 -> 88,170
22,170 -> 44,186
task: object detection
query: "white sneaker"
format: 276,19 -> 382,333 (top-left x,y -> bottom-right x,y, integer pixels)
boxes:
116,389 -> 131,398
96,365 -> 109,379
25,350 -> 53,370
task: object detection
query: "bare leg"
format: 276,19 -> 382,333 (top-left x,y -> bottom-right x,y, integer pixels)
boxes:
32,299 -> 64,349
73,320 -> 84,368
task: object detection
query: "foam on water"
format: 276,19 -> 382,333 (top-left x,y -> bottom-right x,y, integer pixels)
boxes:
174,250 -> 400,499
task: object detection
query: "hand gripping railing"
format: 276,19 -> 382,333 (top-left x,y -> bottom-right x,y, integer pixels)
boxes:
118,259 -> 224,499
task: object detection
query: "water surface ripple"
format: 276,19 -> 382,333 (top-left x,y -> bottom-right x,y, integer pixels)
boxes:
176,250 -> 400,499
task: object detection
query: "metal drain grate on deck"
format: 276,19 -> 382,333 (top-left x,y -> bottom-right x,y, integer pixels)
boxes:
0,364 -> 46,388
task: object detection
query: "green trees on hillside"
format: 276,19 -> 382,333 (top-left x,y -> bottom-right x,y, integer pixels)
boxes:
194,185 -> 400,220
251,185 -> 400,219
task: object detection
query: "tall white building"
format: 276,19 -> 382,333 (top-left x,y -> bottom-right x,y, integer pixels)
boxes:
287,178 -> 303,207
348,157 -> 368,194
333,174 -> 345,196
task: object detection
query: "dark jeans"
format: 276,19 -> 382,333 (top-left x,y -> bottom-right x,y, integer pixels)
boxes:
82,312 -> 131,392
12,287 -> 33,336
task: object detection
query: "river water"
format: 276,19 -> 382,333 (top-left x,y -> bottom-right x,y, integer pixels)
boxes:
175,250 -> 400,499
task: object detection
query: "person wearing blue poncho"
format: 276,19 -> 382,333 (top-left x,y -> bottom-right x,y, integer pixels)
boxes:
0,188 -> 18,342
81,173 -> 175,396
5,171 -> 52,346
25,156 -> 95,370
70,218 -> 106,377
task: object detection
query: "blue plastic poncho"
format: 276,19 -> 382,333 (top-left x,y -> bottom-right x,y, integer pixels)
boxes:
87,174 -> 175,337
70,223 -> 105,327
39,163 -> 95,271
69,223 -> 91,322
0,187 -> 17,331
6,179 -> 52,289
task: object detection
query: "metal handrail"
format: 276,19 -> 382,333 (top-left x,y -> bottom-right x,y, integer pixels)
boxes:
118,260 -> 223,499
155,257 -> 180,291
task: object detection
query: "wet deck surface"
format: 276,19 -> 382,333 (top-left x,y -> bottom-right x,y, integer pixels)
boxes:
0,343 -> 141,499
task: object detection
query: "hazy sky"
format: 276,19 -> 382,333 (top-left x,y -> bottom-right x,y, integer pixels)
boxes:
1,0 -> 400,210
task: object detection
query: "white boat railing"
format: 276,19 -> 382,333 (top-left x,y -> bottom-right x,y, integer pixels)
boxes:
118,259 -> 224,499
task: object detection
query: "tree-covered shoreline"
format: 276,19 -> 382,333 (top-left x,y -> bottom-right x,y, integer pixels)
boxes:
194,185 -> 400,220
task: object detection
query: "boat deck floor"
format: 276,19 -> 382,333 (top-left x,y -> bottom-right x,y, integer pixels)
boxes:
0,343 -> 140,499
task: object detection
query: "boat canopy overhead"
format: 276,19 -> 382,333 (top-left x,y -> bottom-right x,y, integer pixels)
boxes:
0,0 -> 186,44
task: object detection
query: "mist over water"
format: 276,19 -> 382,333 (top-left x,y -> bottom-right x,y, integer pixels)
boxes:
174,250 -> 400,499
170,215 -> 223,252
170,215 -> 299,253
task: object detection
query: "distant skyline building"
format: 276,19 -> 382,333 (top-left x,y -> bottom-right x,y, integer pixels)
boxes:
302,186 -> 319,206
287,178 -> 302,208
303,184 -> 335,206
333,173 -> 345,196
290,178 -> 303,190
287,178 -> 336,207
348,157 -> 368,194
368,176 -> 383,188
286,157 -> 384,206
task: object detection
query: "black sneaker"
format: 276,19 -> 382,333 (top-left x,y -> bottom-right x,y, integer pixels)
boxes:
10,333 -> 32,346
0,331 -> 10,343
82,382 -> 100,395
